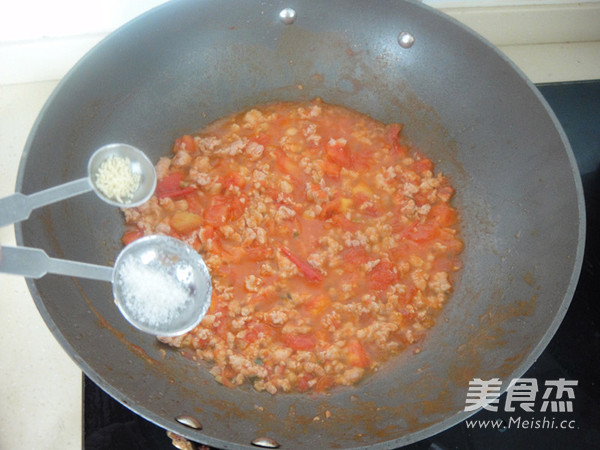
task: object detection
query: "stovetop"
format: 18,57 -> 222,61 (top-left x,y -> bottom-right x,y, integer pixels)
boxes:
84,80 -> 600,450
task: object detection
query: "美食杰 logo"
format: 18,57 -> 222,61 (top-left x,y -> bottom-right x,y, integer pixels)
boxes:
463,377 -> 579,431
465,377 -> 577,413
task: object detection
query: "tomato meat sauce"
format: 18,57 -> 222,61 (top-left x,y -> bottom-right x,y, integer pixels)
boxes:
122,99 -> 463,394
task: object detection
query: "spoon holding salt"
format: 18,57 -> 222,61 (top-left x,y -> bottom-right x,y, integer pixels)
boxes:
0,235 -> 212,336
0,143 -> 156,227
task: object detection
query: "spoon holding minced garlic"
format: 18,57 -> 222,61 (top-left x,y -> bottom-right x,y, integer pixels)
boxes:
0,143 -> 156,227
88,143 -> 156,207
94,155 -> 141,204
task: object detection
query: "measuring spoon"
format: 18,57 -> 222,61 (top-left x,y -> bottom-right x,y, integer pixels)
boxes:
0,143 -> 156,227
0,235 -> 212,336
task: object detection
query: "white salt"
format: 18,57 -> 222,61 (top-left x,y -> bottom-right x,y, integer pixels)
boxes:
117,256 -> 191,327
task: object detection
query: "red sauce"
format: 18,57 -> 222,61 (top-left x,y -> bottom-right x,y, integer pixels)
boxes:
122,99 -> 463,393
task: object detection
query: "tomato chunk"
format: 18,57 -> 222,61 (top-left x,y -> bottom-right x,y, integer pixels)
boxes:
203,195 -> 231,226
304,294 -> 331,316
314,375 -> 335,392
410,158 -> 434,174
297,374 -> 314,392
174,134 -> 196,153
345,338 -> 371,368
170,211 -> 203,234
184,191 -> 206,215
330,213 -> 359,232
279,246 -> 323,282
429,203 -> 458,227
320,198 -> 341,219
385,123 -> 405,154
367,260 -> 398,291
244,322 -> 272,343
341,246 -> 370,265
245,245 -> 274,261
156,172 -> 196,198
322,160 -> 341,178
275,149 -> 302,178
122,228 -> 143,245
326,144 -> 353,168
223,171 -> 246,189
283,334 -> 317,351
408,223 -> 439,242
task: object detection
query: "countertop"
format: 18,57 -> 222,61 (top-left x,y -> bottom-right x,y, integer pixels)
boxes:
1,4 -> 600,449
0,80 -> 81,449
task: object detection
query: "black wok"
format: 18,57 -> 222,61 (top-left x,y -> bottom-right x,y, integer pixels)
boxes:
16,0 -> 585,448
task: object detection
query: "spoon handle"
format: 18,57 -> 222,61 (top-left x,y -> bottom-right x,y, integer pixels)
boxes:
0,177 -> 92,227
0,245 -> 113,282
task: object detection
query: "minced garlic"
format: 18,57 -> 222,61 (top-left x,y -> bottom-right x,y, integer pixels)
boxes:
95,156 -> 141,204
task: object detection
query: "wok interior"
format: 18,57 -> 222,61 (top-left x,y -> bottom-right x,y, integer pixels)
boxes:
17,1 -> 583,448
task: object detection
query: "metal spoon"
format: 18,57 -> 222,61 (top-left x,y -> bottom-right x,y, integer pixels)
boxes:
0,235 -> 212,336
0,143 -> 156,227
